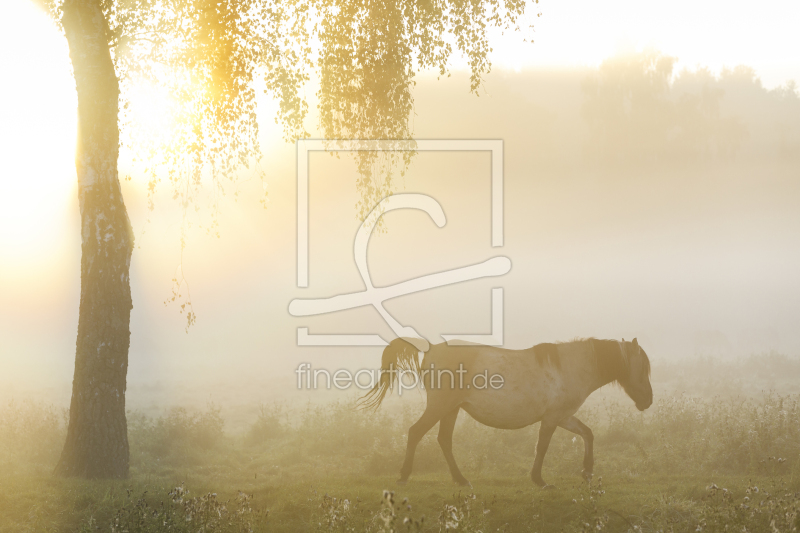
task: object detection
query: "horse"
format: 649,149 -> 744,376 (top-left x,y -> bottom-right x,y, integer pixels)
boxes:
359,337 -> 653,488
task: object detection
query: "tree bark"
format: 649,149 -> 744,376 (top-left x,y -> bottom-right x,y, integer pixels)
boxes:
54,0 -> 133,479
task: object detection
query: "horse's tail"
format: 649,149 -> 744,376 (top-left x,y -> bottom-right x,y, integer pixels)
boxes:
357,338 -> 421,411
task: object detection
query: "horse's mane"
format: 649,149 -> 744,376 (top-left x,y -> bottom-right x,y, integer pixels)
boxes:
532,338 -> 651,384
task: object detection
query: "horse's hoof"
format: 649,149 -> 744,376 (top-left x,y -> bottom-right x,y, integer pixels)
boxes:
581,470 -> 593,483
396,479 -> 408,486
454,479 -> 472,488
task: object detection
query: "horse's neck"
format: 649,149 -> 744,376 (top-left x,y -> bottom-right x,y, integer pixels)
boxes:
572,341 -> 620,393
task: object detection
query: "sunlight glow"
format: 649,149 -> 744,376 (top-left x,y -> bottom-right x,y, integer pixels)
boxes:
0,2 -> 76,276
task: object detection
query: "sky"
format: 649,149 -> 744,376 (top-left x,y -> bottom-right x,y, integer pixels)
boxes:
494,0 -> 800,88
1,0 -> 799,407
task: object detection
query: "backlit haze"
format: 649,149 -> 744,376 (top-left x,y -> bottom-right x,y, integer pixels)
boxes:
1,0 -> 799,412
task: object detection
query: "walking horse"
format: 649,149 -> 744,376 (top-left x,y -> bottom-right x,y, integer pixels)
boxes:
359,337 -> 653,488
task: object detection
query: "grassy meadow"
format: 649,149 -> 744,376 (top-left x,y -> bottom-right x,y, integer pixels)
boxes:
3,353 -> 800,532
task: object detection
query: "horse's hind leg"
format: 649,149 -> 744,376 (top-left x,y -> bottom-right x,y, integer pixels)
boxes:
558,416 -> 594,482
530,420 -> 557,488
398,402 -> 454,485
437,407 -> 470,487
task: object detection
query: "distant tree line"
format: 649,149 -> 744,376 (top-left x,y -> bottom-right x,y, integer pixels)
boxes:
580,50 -> 800,166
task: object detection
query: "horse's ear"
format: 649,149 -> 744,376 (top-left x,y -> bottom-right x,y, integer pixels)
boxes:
632,338 -> 639,349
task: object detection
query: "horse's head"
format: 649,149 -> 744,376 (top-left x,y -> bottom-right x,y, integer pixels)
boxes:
618,338 -> 653,411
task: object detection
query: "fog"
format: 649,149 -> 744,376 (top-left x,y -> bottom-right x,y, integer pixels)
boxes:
1,52 -> 799,413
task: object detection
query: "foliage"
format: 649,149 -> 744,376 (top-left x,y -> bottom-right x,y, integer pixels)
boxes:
0,401 -> 66,476
695,482 -> 800,532
571,478 -> 613,532
435,492 -> 487,532
311,0 -> 537,218
38,0 -> 537,218
245,403 -> 285,445
581,49 -> 677,163
593,391 -> 800,477
581,49 -> 751,165
309,489 -> 488,532
314,493 -> 365,532
128,405 -> 225,467
564,477 -> 800,532
78,484 -> 261,533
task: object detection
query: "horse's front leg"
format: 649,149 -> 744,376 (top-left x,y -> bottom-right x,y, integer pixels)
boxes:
558,416 -> 594,482
437,406 -> 471,487
530,420 -> 557,488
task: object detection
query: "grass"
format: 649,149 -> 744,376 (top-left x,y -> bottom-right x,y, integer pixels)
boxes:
3,354 -> 800,532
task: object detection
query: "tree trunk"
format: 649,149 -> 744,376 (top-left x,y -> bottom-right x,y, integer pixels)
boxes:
54,0 -> 133,479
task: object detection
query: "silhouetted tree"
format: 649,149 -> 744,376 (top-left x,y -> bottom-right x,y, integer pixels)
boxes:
35,0 -> 536,478
581,49 -> 749,165
581,49 -> 675,164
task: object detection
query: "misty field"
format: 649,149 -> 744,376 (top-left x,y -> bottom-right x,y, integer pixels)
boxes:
3,353 -> 800,533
